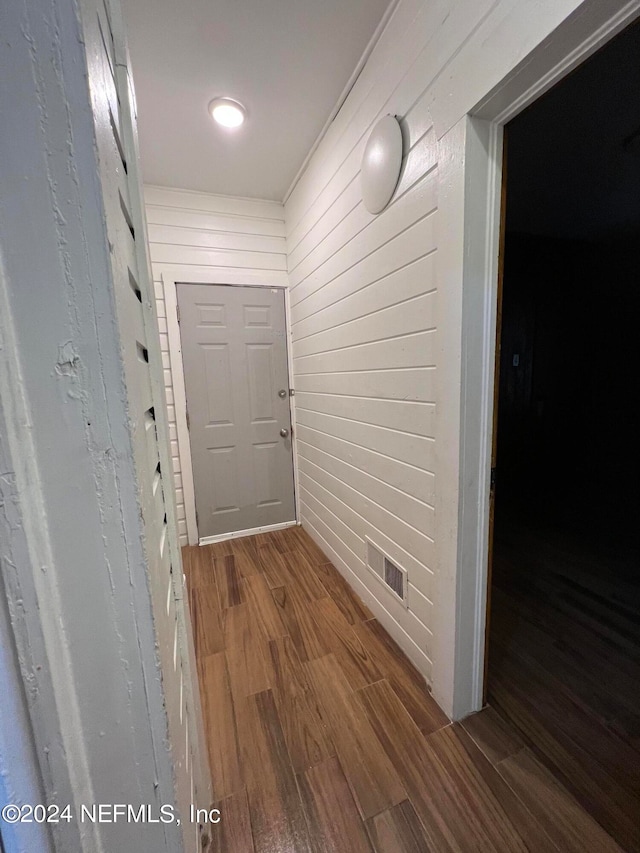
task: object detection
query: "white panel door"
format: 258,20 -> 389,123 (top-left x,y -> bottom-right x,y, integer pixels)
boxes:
177,284 -> 296,538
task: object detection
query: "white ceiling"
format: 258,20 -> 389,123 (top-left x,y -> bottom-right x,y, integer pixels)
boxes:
122,0 -> 394,201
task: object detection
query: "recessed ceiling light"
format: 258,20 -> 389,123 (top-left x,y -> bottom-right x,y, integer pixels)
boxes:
209,97 -> 246,128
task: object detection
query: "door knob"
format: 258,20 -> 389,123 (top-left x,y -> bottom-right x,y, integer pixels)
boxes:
280,428 -> 289,438
278,389 -> 287,398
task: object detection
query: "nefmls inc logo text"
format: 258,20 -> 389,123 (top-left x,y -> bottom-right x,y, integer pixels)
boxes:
1,802 -> 222,827
78,804 -> 221,824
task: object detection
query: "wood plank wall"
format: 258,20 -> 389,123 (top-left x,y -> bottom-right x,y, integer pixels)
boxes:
144,186 -> 288,545
284,0 -> 440,682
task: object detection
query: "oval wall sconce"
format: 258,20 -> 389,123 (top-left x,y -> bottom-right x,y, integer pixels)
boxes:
361,114 -> 403,214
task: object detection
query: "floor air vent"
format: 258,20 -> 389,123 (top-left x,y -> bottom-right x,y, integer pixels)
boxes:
366,539 -> 408,605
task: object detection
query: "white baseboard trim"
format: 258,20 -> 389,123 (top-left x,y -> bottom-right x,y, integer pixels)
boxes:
199,520 -> 298,546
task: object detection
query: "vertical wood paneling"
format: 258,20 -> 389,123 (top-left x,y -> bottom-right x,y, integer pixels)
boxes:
143,186 -> 288,545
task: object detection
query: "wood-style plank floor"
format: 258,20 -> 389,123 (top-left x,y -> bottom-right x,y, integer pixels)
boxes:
185,525 -> 627,852
487,516 -> 640,852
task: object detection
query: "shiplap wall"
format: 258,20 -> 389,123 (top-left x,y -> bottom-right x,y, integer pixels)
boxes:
285,26 -> 438,681
144,185 -> 288,545
284,0 -> 593,689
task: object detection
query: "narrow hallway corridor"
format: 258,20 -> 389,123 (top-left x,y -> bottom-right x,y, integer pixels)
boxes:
185,527 -> 623,852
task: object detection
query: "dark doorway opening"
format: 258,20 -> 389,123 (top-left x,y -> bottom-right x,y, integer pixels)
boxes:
487,19 -> 640,851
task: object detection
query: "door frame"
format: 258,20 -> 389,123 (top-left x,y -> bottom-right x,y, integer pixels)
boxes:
163,270 -> 299,545
437,0 -> 640,719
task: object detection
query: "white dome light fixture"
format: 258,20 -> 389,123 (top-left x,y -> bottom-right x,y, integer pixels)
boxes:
209,97 -> 247,129
361,114 -> 403,214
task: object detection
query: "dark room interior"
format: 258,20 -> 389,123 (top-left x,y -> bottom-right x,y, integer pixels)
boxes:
487,18 -> 640,851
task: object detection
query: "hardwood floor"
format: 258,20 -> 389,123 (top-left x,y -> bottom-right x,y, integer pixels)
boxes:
487,516 -> 640,852
185,525 -> 628,852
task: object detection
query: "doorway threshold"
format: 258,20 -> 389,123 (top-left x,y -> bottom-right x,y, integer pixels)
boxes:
199,519 -> 298,546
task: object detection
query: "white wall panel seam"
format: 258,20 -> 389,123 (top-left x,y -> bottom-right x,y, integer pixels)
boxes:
297,421 -> 435,474
293,323 -> 437,359
295,390 -> 434,405
292,289 -> 437,344
295,405 -> 434,442
299,467 -> 435,549
287,173 -> 362,262
289,207 -> 438,311
290,250 -> 437,331
294,363 -> 436,375
288,181 -> 438,297
291,219 -> 438,325
296,436 -> 435,509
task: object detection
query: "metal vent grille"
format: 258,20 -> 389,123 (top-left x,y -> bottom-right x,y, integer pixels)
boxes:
366,539 -> 408,605
384,557 -> 405,599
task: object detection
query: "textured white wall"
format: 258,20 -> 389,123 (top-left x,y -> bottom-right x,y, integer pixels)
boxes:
144,186 -> 288,545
